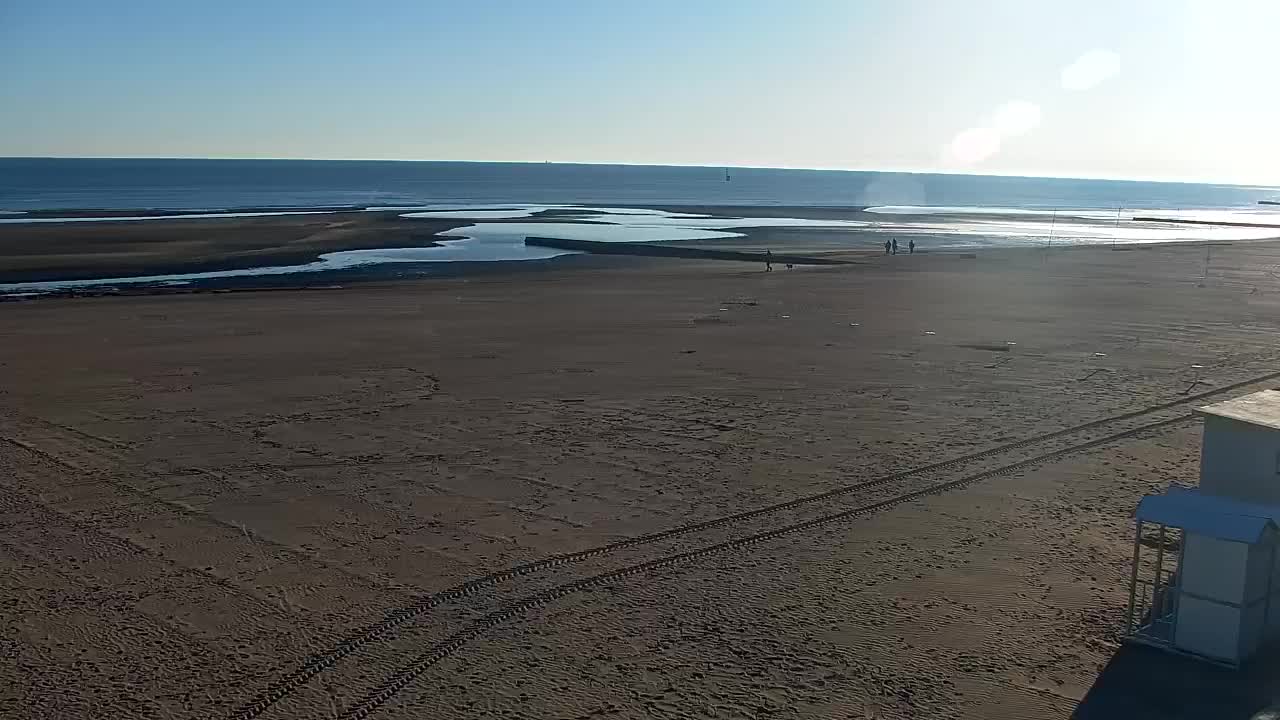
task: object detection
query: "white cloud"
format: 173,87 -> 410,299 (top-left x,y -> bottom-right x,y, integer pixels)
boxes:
991,101 -> 1041,136
1061,50 -> 1121,91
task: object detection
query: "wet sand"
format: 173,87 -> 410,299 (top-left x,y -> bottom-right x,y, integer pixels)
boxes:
0,211 -> 468,283
0,206 -> 883,285
6,240 -> 1280,719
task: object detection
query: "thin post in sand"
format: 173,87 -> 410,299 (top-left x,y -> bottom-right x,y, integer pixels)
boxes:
1045,209 -> 1058,258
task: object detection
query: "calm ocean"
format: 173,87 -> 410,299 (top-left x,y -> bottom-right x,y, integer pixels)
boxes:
2,158 -> 1276,212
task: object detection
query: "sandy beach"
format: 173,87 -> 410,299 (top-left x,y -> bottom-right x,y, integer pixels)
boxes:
6,239 -> 1280,719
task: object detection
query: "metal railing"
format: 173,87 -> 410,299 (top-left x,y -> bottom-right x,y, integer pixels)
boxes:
1129,569 -> 1179,645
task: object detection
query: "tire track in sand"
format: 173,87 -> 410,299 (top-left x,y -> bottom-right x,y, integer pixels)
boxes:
228,368 -> 1280,720
336,413 -> 1194,719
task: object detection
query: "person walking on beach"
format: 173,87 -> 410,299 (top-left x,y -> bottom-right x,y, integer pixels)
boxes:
765,249 -> 773,271
909,238 -> 915,254
884,239 -> 891,255
891,238 -> 898,255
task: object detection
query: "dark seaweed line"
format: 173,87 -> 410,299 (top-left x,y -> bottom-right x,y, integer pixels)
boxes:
227,368 -> 1280,719
338,413 -> 1194,719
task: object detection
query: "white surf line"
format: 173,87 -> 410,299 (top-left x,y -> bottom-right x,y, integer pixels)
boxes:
393,205 -> 718,220
865,205 -> 1280,224
862,206 -> 1280,244
864,205 -> 1058,215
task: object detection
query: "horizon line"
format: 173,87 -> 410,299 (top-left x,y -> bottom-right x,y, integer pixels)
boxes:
2,155 -> 1277,190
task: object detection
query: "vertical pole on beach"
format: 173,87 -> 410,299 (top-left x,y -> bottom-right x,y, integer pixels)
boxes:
1046,209 -> 1057,258
1153,524 -> 1166,622
1113,206 -> 1122,248
1126,520 -> 1143,635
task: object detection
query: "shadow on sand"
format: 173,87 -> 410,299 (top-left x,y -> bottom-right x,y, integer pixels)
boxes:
1074,643 -> 1280,719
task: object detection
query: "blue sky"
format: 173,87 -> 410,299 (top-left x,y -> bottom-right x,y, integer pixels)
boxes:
3,0 -> 1278,183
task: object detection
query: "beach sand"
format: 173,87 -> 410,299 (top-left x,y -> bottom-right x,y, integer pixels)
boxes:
5,240 -> 1280,719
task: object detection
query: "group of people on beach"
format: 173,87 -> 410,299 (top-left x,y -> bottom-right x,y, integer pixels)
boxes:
885,238 -> 914,255
764,237 -> 915,271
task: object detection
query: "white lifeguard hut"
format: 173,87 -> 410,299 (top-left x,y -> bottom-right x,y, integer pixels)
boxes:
1126,390 -> 1280,665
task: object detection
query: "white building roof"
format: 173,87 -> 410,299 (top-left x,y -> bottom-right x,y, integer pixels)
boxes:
1198,389 -> 1280,431
1135,487 -> 1280,544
